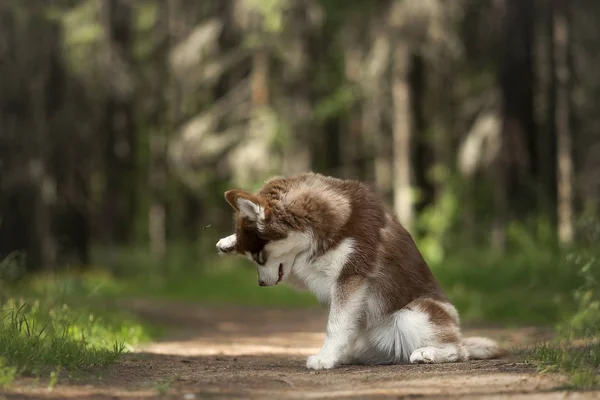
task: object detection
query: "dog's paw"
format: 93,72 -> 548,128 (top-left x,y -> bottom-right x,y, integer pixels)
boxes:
216,234 -> 236,255
409,347 -> 436,364
306,355 -> 338,370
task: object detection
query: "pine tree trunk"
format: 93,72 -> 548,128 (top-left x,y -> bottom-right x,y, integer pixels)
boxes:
535,0 -> 558,220
148,0 -> 173,260
493,0 -> 536,250
101,0 -> 136,246
554,0 -> 573,245
392,40 -> 414,232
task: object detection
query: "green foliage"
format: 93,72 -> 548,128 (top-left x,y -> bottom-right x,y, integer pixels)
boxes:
318,0 -> 377,26
430,245 -> 581,325
0,251 -> 26,284
425,220 -> 583,325
0,298 -> 124,376
61,0 -> 104,79
0,357 -> 17,388
558,222 -> 600,337
523,220 -> 600,389
524,338 -> 600,390
247,0 -> 288,33
415,167 -> 460,265
0,270 -> 154,385
413,170 -> 583,325
314,85 -> 359,121
92,241 -> 318,308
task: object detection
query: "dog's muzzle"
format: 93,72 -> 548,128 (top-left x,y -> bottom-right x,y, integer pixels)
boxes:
258,263 -> 284,286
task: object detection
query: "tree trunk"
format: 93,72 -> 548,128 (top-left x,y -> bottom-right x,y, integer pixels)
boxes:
363,15 -> 392,202
392,39 -> 414,232
28,13 -> 59,270
554,0 -> 573,245
493,0 -> 536,250
101,0 -> 136,246
410,53 -> 434,214
535,0 -> 558,221
340,17 -> 367,180
147,0 -> 173,260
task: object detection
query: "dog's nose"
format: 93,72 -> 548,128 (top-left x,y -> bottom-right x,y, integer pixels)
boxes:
258,280 -> 267,286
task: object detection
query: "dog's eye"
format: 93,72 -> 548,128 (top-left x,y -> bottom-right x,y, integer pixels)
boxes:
251,251 -> 266,265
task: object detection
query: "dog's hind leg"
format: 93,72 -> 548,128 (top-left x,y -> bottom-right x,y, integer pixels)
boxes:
363,297 -> 469,365
403,298 -> 468,364
409,344 -> 465,364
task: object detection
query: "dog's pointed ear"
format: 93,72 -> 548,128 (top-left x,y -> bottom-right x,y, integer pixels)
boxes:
224,189 -> 265,222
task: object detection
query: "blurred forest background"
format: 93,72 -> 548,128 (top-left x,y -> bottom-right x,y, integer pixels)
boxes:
0,0 -> 599,326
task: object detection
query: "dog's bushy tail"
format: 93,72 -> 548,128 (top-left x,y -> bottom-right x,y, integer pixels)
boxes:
463,337 -> 508,360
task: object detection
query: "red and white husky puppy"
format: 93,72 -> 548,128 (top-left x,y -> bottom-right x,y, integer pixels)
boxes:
216,172 -> 506,370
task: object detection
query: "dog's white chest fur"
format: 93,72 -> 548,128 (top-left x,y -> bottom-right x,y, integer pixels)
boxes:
290,238 -> 355,306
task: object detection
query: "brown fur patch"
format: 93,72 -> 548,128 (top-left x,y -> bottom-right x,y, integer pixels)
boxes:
412,298 -> 458,326
335,274 -> 365,303
224,172 -> 447,316
409,298 -> 461,344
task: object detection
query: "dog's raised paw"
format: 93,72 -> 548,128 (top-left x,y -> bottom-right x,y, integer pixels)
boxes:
306,355 -> 337,370
409,347 -> 436,364
216,234 -> 236,255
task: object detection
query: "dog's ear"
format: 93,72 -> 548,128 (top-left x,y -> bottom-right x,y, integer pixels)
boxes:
224,189 -> 265,222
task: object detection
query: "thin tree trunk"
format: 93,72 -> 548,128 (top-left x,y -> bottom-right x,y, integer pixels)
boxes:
410,53 -> 434,214
493,0 -> 536,251
251,48 -> 269,107
554,0 -> 573,245
364,17 -> 392,201
392,40 -> 413,232
341,18 -> 365,180
535,0 -> 557,220
148,0 -> 172,260
101,0 -> 136,246
29,18 -> 57,270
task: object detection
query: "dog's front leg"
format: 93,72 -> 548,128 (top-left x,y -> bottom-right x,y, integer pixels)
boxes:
307,277 -> 365,370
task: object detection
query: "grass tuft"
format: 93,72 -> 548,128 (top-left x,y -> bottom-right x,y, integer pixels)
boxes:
523,219 -> 600,389
524,338 -> 600,390
0,298 -> 132,377
0,270 -> 155,386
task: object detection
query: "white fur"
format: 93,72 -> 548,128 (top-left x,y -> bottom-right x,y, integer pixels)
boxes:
236,198 -> 265,223
410,344 -> 462,364
306,274 -> 366,370
463,337 -> 501,360
216,234 -> 237,255
345,306 -> 468,366
351,307 -> 432,365
257,235 -> 360,370
291,238 -> 355,306
255,231 -> 312,286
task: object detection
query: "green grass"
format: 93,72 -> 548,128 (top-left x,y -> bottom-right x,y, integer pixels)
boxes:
430,248 -> 582,326
522,223 -> 600,390
125,265 -> 319,307
91,242 -> 319,308
524,338 -> 600,390
0,269 -> 155,387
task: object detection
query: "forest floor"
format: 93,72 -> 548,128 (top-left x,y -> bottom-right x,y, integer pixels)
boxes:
2,299 -> 599,400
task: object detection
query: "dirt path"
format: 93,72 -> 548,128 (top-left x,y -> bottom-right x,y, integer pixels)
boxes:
3,300 -> 598,399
